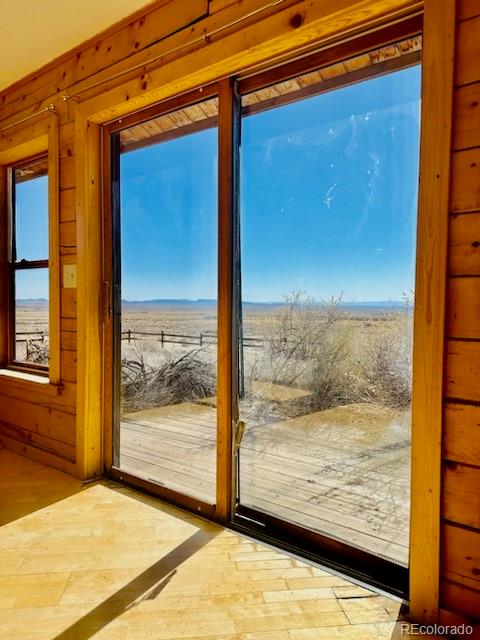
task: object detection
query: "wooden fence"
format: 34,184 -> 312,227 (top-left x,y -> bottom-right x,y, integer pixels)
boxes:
15,331 -> 46,344
15,329 -> 265,349
121,329 -> 264,348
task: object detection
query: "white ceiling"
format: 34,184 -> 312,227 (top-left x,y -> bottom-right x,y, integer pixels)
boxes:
0,0 -> 155,92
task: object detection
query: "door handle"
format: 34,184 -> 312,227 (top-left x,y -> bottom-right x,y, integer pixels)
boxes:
234,420 -> 246,452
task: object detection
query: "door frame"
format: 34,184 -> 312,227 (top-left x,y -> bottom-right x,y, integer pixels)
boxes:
102,82 -> 220,520
72,0 -> 455,608
101,16 -> 420,595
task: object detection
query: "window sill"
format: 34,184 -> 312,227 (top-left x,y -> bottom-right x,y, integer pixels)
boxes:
0,368 -> 63,396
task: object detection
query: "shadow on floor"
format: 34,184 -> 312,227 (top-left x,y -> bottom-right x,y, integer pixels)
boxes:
53,528 -> 216,640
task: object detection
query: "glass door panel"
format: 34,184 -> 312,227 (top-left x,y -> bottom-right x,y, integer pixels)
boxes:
114,98 -> 219,505
237,63 -> 421,566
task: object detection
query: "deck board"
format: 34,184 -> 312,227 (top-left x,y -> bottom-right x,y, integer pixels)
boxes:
120,401 -> 410,565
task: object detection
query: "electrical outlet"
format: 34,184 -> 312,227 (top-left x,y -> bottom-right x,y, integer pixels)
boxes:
63,264 -> 77,288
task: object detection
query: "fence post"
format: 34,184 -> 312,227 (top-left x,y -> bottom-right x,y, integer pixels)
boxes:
161,331 -> 164,347
200,333 -> 203,346
127,329 -> 131,344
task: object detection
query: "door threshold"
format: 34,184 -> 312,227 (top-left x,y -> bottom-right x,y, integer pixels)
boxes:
230,507 -> 409,600
107,466 -> 217,520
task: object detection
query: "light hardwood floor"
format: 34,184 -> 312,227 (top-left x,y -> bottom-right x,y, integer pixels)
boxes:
0,448 -> 437,639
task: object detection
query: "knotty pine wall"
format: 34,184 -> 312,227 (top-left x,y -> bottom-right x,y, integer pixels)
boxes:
441,0 -> 480,622
0,0 -> 211,474
0,0 -> 478,622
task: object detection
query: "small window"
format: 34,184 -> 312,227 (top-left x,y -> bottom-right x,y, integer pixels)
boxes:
9,156 -> 49,371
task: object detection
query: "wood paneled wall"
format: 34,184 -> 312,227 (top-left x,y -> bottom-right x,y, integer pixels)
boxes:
0,0 -> 211,473
0,0 -> 479,623
441,0 -> 480,622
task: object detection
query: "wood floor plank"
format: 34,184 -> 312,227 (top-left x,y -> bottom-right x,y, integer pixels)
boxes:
0,449 -> 443,639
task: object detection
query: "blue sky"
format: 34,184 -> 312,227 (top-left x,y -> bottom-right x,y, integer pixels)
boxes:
241,66 -> 421,302
120,65 -> 421,303
17,65 -> 421,302
120,129 -> 218,301
14,175 -> 49,299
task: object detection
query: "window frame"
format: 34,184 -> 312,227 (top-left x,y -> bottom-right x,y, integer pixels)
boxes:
7,153 -> 50,374
0,115 -> 60,385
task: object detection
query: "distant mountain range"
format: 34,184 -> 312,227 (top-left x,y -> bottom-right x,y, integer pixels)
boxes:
16,298 -> 405,313
18,297 -> 408,310
120,298 -> 408,311
122,298 -> 219,306
16,298 -> 49,306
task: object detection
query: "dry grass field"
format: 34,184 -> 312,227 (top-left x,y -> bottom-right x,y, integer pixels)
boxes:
120,295 -> 413,418
15,303 -> 49,362
16,304 -> 48,334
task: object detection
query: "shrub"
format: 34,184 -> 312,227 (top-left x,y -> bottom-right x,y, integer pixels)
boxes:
25,338 -> 49,365
243,291 -> 413,413
358,311 -> 412,408
121,345 -> 216,413
245,292 -> 345,388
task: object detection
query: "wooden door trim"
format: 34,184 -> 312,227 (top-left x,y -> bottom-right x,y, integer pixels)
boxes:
409,0 -> 455,623
71,1 -> 457,618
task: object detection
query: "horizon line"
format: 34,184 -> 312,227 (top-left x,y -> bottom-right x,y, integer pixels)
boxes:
17,296 -> 409,305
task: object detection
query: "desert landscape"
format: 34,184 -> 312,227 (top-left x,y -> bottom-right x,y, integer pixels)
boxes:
15,300 -> 49,363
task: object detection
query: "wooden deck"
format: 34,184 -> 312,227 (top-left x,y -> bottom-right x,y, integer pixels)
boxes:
120,401 -> 410,566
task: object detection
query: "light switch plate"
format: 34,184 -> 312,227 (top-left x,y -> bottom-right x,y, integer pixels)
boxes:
63,264 -> 77,288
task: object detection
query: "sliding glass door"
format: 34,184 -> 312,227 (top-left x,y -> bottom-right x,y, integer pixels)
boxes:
235,62 -> 421,571
111,95 -> 219,507
105,26 -> 422,594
